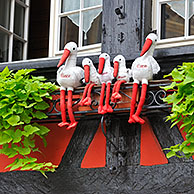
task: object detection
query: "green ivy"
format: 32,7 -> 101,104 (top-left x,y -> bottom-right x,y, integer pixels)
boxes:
162,62 -> 194,159
0,66 -> 58,177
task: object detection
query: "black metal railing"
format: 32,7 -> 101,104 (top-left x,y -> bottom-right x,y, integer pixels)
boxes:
46,80 -> 171,120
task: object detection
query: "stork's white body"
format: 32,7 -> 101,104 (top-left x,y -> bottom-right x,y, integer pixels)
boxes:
131,37 -> 160,84
132,55 -> 160,84
57,52 -> 84,91
98,60 -> 114,84
88,65 -> 100,85
116,67 -> 131,82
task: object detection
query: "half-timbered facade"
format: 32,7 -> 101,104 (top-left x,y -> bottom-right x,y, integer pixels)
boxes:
0,0 -> 194,193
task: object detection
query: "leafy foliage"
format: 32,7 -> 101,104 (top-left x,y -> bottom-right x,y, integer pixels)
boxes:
162,63 -> 194,158
0,67 -> 58,175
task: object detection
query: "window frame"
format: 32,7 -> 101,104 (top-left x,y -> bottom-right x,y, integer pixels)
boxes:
153,0 -> 194,48
0,0 -> 30,62
49,0 -> 102,57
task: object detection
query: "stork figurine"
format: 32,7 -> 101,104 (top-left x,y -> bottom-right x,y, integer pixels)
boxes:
79,58 -> 100,106
128,33 -> 160,124
57,42 -> 84,130
98,53 -> 114,114
111,55 -> 131,103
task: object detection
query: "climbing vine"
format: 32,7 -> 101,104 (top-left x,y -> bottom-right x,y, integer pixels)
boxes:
0,67 -> 58,177
162,62 -> 194,159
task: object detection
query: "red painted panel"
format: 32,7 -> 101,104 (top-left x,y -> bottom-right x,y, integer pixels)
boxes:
81,123 -> 106,168
140,117 -> 168,166
0,123 -> 75,172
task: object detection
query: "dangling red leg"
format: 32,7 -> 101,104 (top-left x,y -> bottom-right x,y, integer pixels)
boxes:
98,83 -> 106,114
58,90 -> 69,127
78,84 -> 90,106
132,83 -> 147,124
111,81 -> 119,102
66,90 -> 78,130
128,83 -> 138,123
103,82 -> 113,113
113,80 -> 126,102
83,83 -> 95,106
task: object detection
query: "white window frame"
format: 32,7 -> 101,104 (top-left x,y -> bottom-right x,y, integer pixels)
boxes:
49,0 -> 102,57
0,0 -> 30,62
153,0 -> 194,48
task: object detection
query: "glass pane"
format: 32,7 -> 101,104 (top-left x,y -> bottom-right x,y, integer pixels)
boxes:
189,0 -> 194,35
12,38 -> 23,61
161,1 -> 185,39
83,8 -> 102,46
14,3 -> 25,38
60,14 -> 79,50
0,0 -> 10,29
0,30 -> 9,62
61,0 -> 80,13
84,0 -> 102,8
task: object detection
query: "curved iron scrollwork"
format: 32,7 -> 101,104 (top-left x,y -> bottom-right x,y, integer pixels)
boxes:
46,81 -> 171,119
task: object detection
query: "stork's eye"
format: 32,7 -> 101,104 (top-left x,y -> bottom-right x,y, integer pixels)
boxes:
105,54 -> 107,57
119,59 -> 121,61
73,48 -> 76,50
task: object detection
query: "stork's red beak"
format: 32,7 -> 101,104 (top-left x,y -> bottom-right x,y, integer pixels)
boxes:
113,61 -> 119,78
57,49 -> 71,67
98,57 -> 105,74
84,65 -> 90,83
140,38 -> 152,56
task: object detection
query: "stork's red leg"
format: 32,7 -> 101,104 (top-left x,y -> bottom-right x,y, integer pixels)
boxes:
58,90 -> 69,127
66,90 -> 78,130
83,83 -> 95,106
98,83 -> 106,114
132,83 -> 147,124
103,82 -> 113,113
79,84 -> 90,106
128,83 -> 138,123
111,81 -> 119,102
113,80 -> 126,102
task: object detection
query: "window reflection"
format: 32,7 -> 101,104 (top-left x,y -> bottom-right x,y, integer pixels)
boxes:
14,3 -> 25,38
12,38 -> 23,61
61,0 -> 80,13
84,0 -> 102,8
161,1 -> 185,39
0,31 -> 9,62
0,0 -> 10,29
60,14 -> 79,50
189,0 -> 194,35
83,9 -> 102,46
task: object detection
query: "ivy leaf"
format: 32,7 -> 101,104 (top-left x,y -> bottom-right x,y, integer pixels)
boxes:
20,111 -> 32,124
33,111 -> 48,119
0,133 -> 12,145
7,115 -> 20,126
22,125 -> 40,137
34,101 -> 49,110
166,150 -> 176,158
14,146 -> 31,155
1,66 -> 10,78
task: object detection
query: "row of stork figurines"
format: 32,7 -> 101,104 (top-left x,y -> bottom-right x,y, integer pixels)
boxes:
56,32 -> 160,130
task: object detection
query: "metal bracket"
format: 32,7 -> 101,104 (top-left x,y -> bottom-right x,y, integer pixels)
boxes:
115,0 -> 125,19
118,32 -> 125,43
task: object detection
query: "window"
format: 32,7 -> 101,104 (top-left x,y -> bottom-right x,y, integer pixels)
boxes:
153,0 -> 194,48
50,0 -> 102,57
0,0 -> 30,62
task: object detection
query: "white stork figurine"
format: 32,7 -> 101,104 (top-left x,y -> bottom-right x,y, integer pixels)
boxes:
79,58 -> 100,106
57,42 -> 84,130
128,33 -> 160,125
111,55 -> 131,103
98,53 -> 114,114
